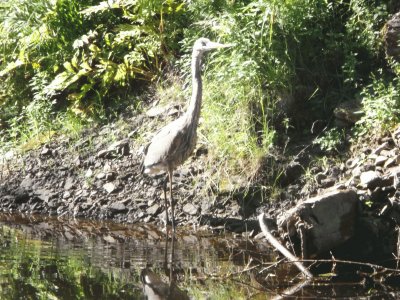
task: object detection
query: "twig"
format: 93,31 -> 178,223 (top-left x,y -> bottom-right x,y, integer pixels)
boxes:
296,258 -> 400,273
272,278 -> 311,300
258,213 -> 313,279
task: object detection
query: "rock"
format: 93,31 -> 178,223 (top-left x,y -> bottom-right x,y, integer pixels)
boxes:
110,139 -> 130,156
392,125 -> 400,147
109,202 -> 127,213
96,172 -> 106,180
147,204 -> 161,216
360,171 -> 382,189
64,177 -> 74,190
277,189 -> 359,257
14,188 -> 29,204
97,149 -> 112,158
385,12 -> 400,60
40,146 -> 52,156
346,157 -> 360,169
389,166 -> 400,189
34,189 -> 55,202
375,155 -> 388,167
97,139 -> 130,158
85,168 -> 93,178
20,176 -> 33,190
279,162 -> 303,186
103,182 -> 116,194
372,142 -> 390,155
334,100 -> 363,127
146,105 -> 168,117
183,203 -> 199,216
384,155 -> 399,168
315,173 -> 327,184
320,177 -> 336,188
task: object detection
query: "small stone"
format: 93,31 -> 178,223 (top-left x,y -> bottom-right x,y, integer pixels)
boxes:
20,176 -> 33,190
375,155 -> 388,167
346,158 -> 359,169
360,171 -> 382,189
40,146 -> 52,156
183,203 -> 199,216
372,142 -> 390,155
320,177 -> 336,188
109,202 -> 127,213
147,204 -> 161,216
63,177 -> 74,191
315,173 -> 327,184
33,189 -> 52,202
384,155 -> 400,168
110,139 -> 130,156
85,168 -> 93,178
96,172 -> 106,180
97,149 -> 112,158
146,105 -> 168,117
103,182 -> 116,194
14,188 -> 29,204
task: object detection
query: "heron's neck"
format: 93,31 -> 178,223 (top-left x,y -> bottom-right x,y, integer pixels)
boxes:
186,51 -> 203,126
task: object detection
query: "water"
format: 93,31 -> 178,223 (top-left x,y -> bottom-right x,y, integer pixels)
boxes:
0,213 -> 399,299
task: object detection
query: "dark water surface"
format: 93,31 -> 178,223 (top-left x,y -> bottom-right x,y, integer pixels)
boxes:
0,213 -> 399,299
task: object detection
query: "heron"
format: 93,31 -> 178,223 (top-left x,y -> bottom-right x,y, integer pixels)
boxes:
143,38 -> 232,231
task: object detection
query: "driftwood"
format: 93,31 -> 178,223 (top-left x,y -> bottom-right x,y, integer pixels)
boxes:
258,213 -> 313,279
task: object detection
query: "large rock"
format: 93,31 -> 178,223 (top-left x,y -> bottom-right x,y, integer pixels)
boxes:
277,189 -> 358,257
385,12 -> 400,60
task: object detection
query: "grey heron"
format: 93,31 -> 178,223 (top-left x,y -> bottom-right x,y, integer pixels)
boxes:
143,38 -> 232,231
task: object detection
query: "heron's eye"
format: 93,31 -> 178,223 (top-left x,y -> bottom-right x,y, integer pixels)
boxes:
202,41 -> 207,46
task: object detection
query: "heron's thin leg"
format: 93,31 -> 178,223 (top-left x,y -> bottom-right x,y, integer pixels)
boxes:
169,228 -> 176,287
168,168 -> 175,232
163,174 -> 169,228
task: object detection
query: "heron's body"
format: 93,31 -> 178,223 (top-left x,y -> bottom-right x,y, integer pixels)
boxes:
143,38 -> 231,230
143,114 -> 198,175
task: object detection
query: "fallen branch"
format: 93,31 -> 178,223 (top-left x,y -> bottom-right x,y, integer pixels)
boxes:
272,278 -> 311,300
297,258 -> 400,274
258,213 -> 313,279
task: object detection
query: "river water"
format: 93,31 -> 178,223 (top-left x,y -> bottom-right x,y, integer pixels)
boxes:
0,213 -> 399,299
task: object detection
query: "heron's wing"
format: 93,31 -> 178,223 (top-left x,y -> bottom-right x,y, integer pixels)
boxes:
144,117 -> 189,168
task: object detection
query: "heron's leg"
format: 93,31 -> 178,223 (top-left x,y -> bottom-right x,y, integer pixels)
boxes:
168,168 -> 175,232
163,174 -> 169,228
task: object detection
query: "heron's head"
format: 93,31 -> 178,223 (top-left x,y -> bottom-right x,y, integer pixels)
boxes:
193,38 -> 233,54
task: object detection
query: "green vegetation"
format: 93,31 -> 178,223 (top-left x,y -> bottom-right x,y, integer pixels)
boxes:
1,0 -> 400,185
0,226 -> 141,299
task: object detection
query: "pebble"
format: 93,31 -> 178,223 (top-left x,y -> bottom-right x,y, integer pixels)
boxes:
103,182 -> 116,194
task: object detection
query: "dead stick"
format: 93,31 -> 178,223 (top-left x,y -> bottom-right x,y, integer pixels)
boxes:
258,213 -> 313,279
272,278 -> 311,300
297,259 -> 400,273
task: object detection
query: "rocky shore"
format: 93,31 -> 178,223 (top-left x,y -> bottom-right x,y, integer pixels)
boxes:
0,108 -> 253,232
1,105 -> 400,259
